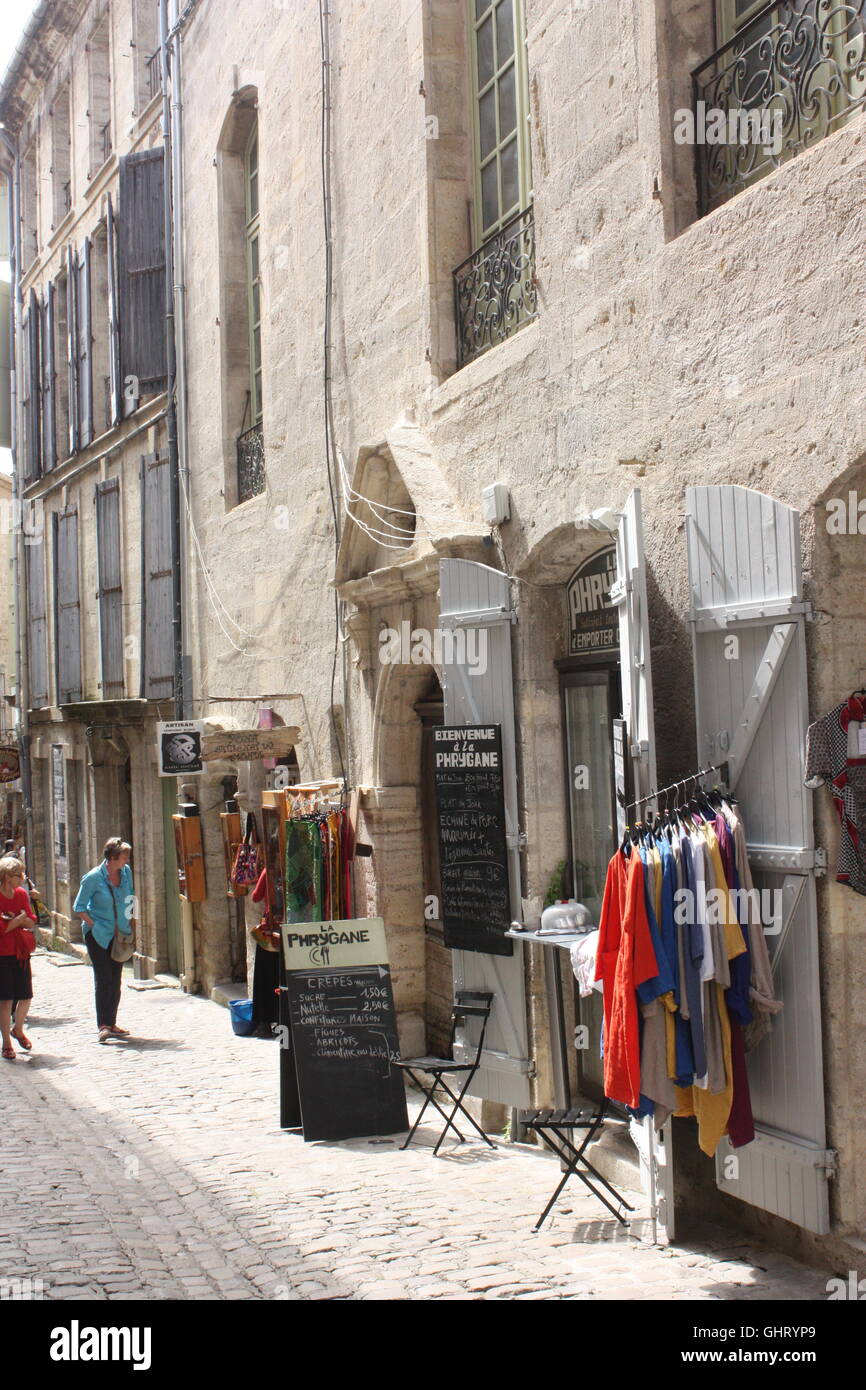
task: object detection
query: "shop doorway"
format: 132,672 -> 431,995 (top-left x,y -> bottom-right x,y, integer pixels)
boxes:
161,777 -> 182,975
414,673 -> 450,1056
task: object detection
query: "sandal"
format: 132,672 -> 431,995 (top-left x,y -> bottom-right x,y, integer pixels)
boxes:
12,1030 -> 32,1051
98,1027 -> 112,1044
2,1045 -> 16,1061
109,1026 -> 130,1037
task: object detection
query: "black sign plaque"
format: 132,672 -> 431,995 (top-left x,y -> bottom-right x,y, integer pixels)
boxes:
285,965 -> 408,1142
434,724 -> 513,958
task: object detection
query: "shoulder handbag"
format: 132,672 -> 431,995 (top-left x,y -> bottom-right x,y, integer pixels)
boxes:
110,884 -> 135,964
231,812 -> 264,889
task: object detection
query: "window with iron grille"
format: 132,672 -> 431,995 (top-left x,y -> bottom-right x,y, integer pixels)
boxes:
454,1 -> 537,369
237,117 -> 265,503
88,16 -> 112,178
693,0 -> 866,215
51,82 -> 72,228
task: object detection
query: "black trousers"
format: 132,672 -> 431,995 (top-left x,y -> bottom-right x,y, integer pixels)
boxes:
85,935 -> 123,1028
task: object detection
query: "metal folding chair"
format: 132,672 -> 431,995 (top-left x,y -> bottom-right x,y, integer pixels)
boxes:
397,991 -> 496,1156
521,1104 -> 634,1232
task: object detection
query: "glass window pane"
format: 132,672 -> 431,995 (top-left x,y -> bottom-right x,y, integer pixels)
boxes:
565,680 -> 614,921
252,280 -> 260,325
498,63 -> 517,141
253,329 -> 261,373
475,0 -> 491,20
479,86 -> 497,159
249,173 -> 259,220
500,136 -> 518,215
477,16 -> 494,87
481,158 -> 499,233
250,234 -> 259,281
495,0 -> 515,66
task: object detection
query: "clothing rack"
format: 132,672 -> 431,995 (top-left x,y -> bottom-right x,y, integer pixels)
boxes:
624,762 -> 728,818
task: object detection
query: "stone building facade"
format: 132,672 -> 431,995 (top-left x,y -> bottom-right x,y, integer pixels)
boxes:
0,0 -> 182,972
4,0 -> 866,1269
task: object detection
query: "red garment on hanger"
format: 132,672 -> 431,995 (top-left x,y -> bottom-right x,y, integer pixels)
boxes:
595,851 -> 659,1109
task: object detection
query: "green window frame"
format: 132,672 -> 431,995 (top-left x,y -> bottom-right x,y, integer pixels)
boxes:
244,120 -> 262,428
468,0 -> 532,246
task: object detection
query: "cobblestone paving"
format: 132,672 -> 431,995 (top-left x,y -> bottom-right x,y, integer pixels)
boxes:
0,953 -> 832,1301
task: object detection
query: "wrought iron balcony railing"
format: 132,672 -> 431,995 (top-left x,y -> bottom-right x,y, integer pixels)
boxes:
237,424 -> 266,504
101,120 -> 112,165
693,0 -> 866,216
146,50 -> 163,103
453,207 -> 537,370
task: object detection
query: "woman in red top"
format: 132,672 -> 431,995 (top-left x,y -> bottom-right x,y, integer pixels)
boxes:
0,855 -> 38,1059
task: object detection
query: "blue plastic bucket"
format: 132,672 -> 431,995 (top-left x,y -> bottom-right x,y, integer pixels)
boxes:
229,998 -> 256,1037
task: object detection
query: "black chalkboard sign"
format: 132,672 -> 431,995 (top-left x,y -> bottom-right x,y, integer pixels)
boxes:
434,724 -> 513,957
285,965 -> 408,1142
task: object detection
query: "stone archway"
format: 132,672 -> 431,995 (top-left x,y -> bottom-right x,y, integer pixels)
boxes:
356,660 -> 445,1056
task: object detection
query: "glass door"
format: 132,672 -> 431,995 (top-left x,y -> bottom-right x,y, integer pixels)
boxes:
561,667 -> 619,1100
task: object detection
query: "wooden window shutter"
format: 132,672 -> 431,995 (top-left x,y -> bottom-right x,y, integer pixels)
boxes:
41,283 -> 56,473
140,451 -> 174,700
66,245 -> 79,455
95,478 -> 124,697
24,289 -> 41,482
107,193 -> 122,427
26,539 -> 49,708
54,506 -> 82,705
118,149 -> 167,395
77,238 -> 93,448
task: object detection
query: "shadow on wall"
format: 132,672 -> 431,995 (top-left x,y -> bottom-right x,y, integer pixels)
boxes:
645,558 -> 698,785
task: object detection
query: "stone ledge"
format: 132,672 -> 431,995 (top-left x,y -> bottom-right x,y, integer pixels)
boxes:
211,981 -> 249,1009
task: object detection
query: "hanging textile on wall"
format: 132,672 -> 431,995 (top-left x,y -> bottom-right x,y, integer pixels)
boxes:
594,787 -> 781,1157
284,786 -> 353,923
805,690 -> 866,895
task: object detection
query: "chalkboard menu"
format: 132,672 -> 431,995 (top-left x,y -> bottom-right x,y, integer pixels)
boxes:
282,918 -> 408,1143
434,725 -> 513,958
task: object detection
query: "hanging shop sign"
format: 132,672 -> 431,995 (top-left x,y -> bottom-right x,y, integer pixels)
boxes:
157,720 -> 205,776
0,746 -> 20,783
434,724 -> 513,958
281,916 -> 408,1142
200,726 -> 301,763
566,544 -> 618,657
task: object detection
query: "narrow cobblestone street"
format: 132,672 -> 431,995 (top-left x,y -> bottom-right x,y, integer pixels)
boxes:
0,954 -> 833,1302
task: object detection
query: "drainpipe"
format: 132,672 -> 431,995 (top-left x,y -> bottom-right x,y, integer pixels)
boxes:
0,131 -> 34,861
158,0 -> 185,721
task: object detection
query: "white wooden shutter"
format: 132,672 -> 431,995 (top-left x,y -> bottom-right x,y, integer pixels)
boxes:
26,539 -> 49,709
54,506 -> 82,705
41,283 -> 56,473
77,239 -> 93,449
612,490 -> 657,803
611,489 -> 675,1241
107,194 -> 122,427
24,290 -> 41,482
439,558 -> 531,1107
66,245 -> 79,456
686,484 -> 832,1234
141,451 -> 174,701
96,478 -> 124,697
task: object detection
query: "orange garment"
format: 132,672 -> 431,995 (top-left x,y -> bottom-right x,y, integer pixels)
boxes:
595,851 -> 659,1109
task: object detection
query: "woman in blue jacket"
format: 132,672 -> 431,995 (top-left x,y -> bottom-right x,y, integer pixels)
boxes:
73,838 -> 135,1043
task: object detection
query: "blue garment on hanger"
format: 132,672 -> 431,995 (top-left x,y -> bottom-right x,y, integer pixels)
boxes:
635,846 -> 676,1004
677,831 -> 708,1081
